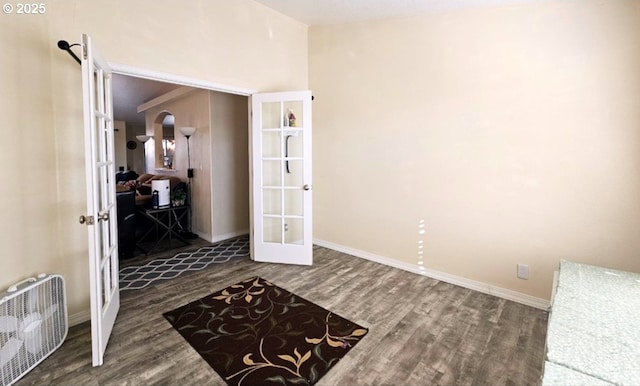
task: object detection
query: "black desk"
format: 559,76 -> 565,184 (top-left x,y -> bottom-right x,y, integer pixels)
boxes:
136,204 -> 190,254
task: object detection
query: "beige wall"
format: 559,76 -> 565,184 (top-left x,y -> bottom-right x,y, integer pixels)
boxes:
144,89 -> 250,242
6,0 -> 637,324
126,123 -> 146,173
209,92 -> 250,240
310,0 -> 640,300
143,89 -> 213,238
0,0 -> 307,320
139,87 -> 250,243
0,14 -> 67,308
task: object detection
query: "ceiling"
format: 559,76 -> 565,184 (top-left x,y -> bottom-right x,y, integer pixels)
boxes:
112,74 -> 181,126
252,0 -> 542,25
113,0 -> 541,125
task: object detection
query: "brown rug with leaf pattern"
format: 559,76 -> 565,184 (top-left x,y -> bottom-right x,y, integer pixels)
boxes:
163,276 -> 368,386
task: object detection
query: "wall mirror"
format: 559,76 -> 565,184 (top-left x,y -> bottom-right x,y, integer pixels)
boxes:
154,112 -> 175,169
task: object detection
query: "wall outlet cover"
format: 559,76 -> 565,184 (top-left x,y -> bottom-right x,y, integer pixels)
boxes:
517,263 -> 529,280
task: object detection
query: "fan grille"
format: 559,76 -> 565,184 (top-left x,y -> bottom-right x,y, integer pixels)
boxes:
0,275 -> 67,386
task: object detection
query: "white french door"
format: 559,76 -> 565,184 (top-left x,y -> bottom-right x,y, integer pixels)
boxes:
250,91 -> 313,265
80,33 -> 120,367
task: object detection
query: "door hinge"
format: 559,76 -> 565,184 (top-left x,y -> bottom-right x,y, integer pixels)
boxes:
82,44 -> 87,60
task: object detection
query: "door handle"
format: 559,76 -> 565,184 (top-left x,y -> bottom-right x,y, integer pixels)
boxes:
285,135 -> 292,174
97,212 -> 109,221
303,184 -> 311,191
79,215 -> 94,225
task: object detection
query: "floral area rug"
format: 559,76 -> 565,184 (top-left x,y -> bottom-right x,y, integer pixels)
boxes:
163,277 -> 368,386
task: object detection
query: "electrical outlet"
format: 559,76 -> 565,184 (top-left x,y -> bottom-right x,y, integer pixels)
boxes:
517,263 -> 529,280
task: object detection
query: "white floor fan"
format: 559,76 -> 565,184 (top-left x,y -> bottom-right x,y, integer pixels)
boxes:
0,275 -> 67,386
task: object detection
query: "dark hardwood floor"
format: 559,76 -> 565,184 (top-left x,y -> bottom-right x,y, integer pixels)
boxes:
16,244 -> 548,385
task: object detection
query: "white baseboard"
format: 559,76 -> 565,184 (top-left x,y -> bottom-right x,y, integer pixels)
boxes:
313,239 -> 550,310
68,309 -> 91,327
212,229 -> 249,243
200,229 -> 249,243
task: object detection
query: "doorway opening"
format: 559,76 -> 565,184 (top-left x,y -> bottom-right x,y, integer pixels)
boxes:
111,65 -> 251,262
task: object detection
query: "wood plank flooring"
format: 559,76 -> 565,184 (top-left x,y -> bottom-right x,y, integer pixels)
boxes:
16,244 -> 548,385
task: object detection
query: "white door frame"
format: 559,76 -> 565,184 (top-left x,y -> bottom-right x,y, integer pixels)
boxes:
107,64 -> 256,246
109,63 -> 256,97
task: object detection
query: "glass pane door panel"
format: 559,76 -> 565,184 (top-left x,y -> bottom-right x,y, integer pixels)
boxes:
284,218 -> 304,245
97,220 -> 104,261
97,170 -> 105,211
103,265 -> 110,296
93,71 -> 100,109
100,122 -> 108,163
94,116 -> 102,161
263,217 -> 282,243
285,132 -> 303,158
284,160 -> 303,187
283,101 -> 303,128
106,219 -> 113,250
262,102 -> 282,129
262,160 -> 282,186
100,268 -> 107,305
284,189 -> 304,216
263,189 -> 282,216
262,131 -> 281,158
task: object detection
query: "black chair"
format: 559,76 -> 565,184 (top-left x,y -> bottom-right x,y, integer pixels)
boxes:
116,190 -> 136,259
